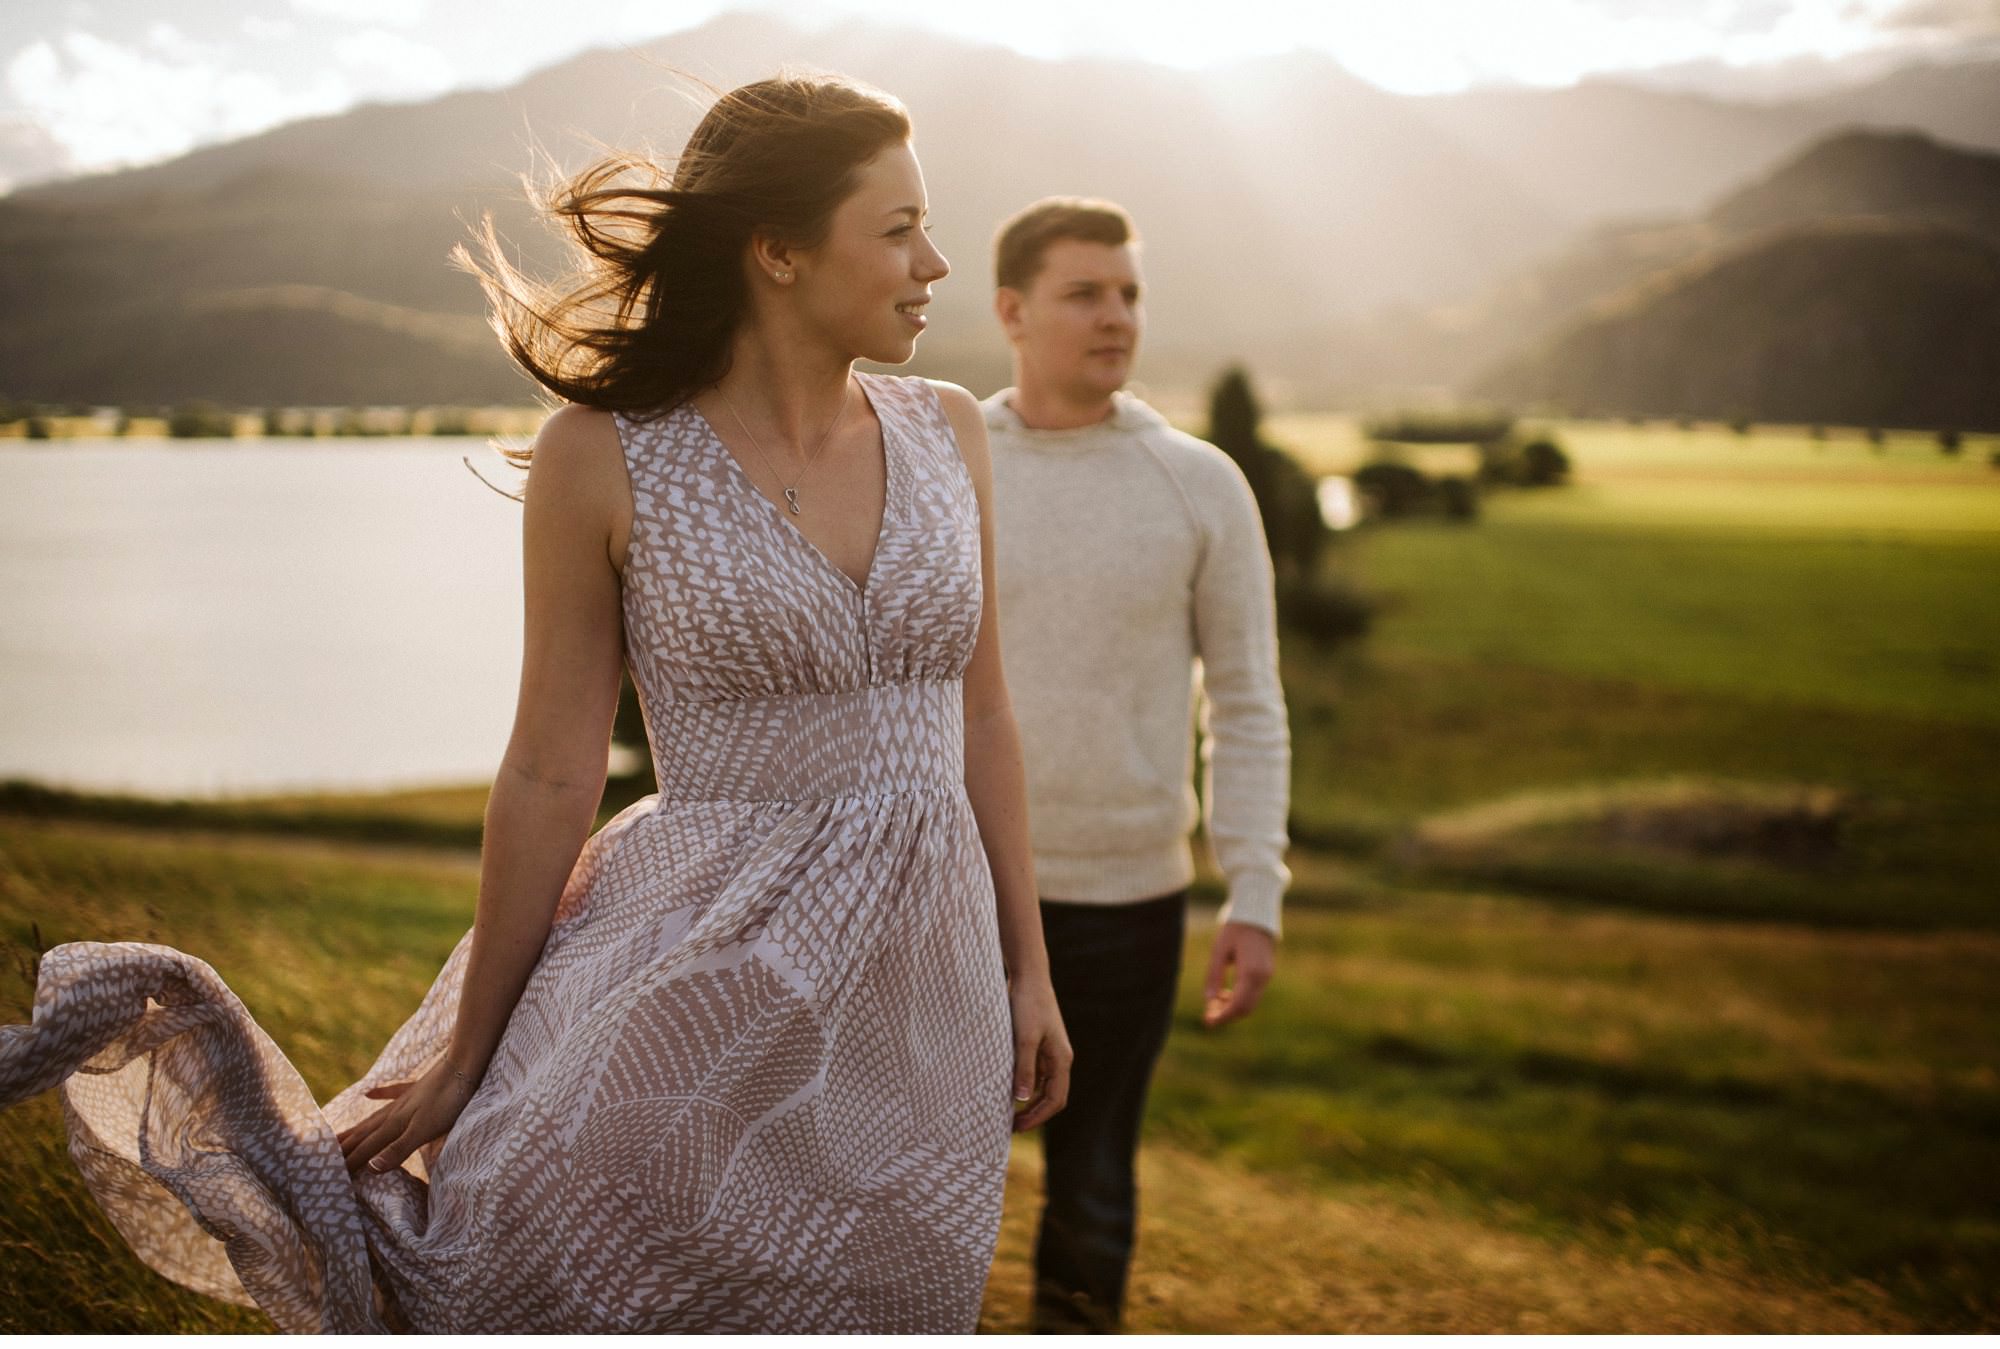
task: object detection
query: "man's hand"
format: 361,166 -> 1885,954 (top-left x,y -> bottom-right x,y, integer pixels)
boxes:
1202,921 -> 1276,1028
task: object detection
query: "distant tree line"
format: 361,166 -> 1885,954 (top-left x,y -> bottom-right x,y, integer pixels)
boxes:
1355,410 -> 1571,523
0,400 -> 532,440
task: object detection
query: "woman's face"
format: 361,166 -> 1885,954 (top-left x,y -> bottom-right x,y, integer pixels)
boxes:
787,140 -> 949,364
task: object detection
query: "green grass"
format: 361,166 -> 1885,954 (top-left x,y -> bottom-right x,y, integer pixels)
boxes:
2,820 -> 1983,1331
1151,887 -> 2000,1328
1491,478 -> 2000,537
0,823 -> 476,1333
1548,421 -> 1999,480
1263,414 -> 2000,932
1349,520 -> 2000,724
1269,414 -> 2000,481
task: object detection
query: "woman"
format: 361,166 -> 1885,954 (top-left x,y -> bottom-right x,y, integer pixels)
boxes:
0,74 -> 1070,1333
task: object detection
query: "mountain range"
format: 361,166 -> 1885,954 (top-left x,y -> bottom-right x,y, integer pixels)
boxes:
1467,130 -> 2000,430
1,12 -> 1996,421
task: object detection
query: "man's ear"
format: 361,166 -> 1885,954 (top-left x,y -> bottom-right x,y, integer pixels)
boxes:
994,286 -> 1026,339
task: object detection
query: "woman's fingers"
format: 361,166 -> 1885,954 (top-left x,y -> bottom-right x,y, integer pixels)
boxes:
335,1097 -> 395,1151
341,1103 -> 410,1174
1011,1031 -> 1039,1115
362,1127 -> 417,1175
341,1118 -> 395,1173
337,1079 -> 428,1158
344,1074 -> 470,1175
1012,1035 -> 1073,1132
1043,1038 -> 1072,1114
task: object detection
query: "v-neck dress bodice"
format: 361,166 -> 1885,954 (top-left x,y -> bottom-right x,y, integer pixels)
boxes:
0,372 -> 1014,1333
620,371 -> 984,706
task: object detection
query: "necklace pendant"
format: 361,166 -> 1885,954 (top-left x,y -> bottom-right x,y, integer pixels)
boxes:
783,487 -> 801,514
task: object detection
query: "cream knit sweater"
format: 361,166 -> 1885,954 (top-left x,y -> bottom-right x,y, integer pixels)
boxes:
983,389 -> 1292,936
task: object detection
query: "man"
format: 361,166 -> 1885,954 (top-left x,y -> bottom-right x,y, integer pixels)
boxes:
983,198 -> 1291,1332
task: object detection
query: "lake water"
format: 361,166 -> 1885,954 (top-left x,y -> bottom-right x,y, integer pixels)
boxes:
0,439 -> 528,797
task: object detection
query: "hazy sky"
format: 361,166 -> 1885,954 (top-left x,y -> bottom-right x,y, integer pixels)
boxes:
4,0 -> 1997,186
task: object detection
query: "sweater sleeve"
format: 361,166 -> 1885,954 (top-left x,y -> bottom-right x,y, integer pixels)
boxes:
1187,447 -> 1292,937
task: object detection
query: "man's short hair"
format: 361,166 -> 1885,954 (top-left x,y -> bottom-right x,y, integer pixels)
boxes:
993,197 -> 1138,292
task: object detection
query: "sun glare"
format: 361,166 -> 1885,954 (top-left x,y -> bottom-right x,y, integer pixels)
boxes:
794,0 -> 1929,90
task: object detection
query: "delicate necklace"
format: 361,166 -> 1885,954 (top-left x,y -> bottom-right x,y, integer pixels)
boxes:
716,380 -> 852,515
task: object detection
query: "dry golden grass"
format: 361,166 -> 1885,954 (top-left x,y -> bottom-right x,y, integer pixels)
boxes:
978,1139 -> 1907,1333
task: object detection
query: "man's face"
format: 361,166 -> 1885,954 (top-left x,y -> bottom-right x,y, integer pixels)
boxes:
997,239 -> 1143,403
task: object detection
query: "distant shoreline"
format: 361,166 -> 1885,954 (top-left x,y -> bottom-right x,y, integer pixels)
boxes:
0,777 -> 492,848
0,406 -> 550,442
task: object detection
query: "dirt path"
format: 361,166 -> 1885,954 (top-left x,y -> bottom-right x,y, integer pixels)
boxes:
980,1140 -> 1911,1333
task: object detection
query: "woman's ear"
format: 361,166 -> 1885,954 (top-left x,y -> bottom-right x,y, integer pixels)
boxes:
749,233 -> 797,285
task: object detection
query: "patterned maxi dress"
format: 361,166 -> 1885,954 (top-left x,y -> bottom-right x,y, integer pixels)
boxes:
0,372 -> 1017,1333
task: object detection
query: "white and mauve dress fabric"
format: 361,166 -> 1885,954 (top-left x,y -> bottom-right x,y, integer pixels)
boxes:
0,372 -> 1015,1332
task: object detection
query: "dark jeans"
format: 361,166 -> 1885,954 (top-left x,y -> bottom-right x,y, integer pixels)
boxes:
1032,891 -> 1187,1333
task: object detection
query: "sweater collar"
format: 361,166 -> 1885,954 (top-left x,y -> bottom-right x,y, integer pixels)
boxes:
981,388 -> 1164,451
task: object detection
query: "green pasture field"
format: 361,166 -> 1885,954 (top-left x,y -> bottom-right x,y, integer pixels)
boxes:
1350,519 -> 1999,722
1274,414 -> 2000,930
2,820 -> 1986,1332
1268,414 -> 2000,482
1252,417 -> 1999,1328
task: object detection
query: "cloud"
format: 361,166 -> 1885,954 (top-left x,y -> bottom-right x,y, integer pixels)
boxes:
4,30 -> 353,172
241,15 -> 300,41
1714,0 -> 1798,34
288,0 -> 430,28
143,20 -> 207,62
331,27 -> 456,98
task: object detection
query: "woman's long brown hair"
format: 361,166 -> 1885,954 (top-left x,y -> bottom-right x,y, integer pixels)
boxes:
455,72 -> 910,473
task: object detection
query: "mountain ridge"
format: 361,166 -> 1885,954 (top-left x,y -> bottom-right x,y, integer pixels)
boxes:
1474,218 -> 2000,430
3,15 -> 1996,409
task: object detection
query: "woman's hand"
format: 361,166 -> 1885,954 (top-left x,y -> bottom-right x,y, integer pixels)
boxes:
337,1059 -> 480,1176
1007,973 -> 1072,1132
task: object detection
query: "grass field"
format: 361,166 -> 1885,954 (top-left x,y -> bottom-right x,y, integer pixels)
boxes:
2,416 -> 1997,1330
3,820 -> 1984,1332
1351,522 -> 1998,723
1269,415 -> 2000,483
1278,413 -> 2000,930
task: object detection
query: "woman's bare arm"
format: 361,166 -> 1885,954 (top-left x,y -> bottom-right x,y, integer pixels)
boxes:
341,404 -> 630,1172
931,379 -> 1071,1132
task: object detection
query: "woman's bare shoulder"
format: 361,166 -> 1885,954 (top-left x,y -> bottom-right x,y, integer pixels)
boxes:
532,404 -> 622,460
517,406 -> 635,577
522,404 -> 627,500
922,378 -> 982,424
922,380 -> 990,473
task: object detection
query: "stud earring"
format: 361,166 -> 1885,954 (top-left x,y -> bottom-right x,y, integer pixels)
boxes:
773,271 -> 790,282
